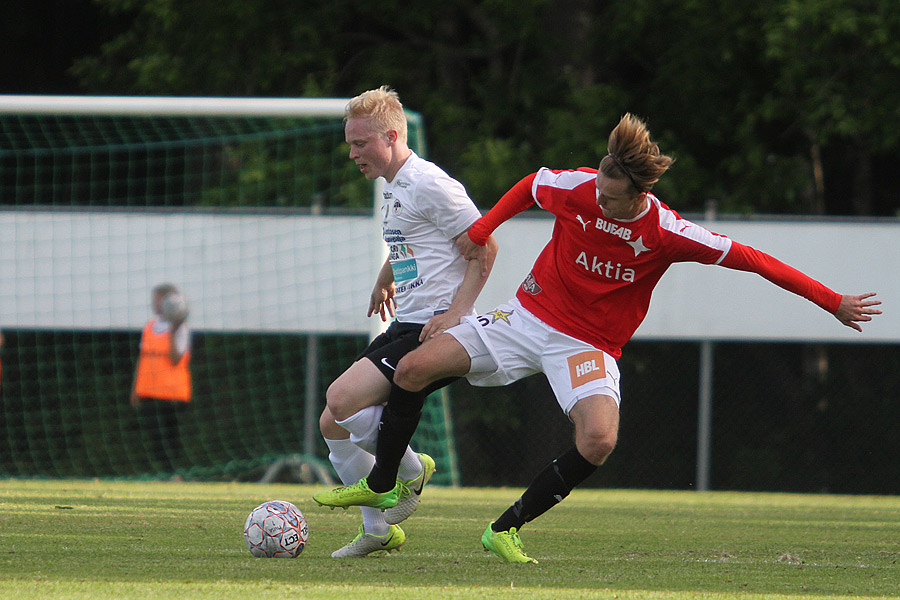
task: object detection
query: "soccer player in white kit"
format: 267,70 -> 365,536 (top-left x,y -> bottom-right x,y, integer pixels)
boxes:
316,86 -> 496,557
315,113 -> 882,563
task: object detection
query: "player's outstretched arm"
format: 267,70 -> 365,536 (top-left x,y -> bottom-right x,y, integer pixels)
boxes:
834,292 -> 882,332
719,242 -> 882,332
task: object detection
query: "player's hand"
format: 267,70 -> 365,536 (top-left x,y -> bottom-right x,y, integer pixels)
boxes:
456,231 -> 484,260
457,232 -> 498,277
368,284 -> 397,322
419,311 -> 462,342
834,292 -> 881,332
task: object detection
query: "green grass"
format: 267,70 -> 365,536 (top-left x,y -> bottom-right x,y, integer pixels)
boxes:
0,480 -> 897,599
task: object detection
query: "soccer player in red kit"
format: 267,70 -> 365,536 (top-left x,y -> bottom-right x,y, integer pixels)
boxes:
314,113 -> 882,563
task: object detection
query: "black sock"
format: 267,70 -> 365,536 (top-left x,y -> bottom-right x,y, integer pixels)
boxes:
366,384 -> 426,492
493,446 -> 597,532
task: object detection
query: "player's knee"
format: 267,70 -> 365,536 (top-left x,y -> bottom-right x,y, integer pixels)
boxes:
318,406 -> 345,439
325,380 -> 355,422
318,407 -> 331,434
577,429 -> 618,466
393,353 -> 431,392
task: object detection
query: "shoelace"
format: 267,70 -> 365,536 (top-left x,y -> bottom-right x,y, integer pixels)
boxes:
510,530 -> 528,553
394,480 -> 411,498
496,531 -> 519,553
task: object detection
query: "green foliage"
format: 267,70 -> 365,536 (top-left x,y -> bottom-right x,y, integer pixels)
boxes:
0,114 -> 379,209
70,0 -> 900,216
1,481 -> 898,599
764,0 -> 900,148
194,130 -> 371,210
456,137 -> 532,205
72,0 -> 342,96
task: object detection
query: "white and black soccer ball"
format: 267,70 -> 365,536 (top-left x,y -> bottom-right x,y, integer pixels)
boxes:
243,500 -> 309,558
161,291 -> 189,322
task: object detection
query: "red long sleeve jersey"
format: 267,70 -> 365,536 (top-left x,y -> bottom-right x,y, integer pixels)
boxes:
469,168 -> 842,359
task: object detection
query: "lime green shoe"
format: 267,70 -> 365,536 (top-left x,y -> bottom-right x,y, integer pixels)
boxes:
384,453 -> 436,525
331,524 -> 406,558
481,522 -> 538,564
313,477 -> 405,510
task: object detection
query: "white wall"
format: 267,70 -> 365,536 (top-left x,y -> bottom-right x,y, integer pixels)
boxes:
1,210 -> 376,334
2,210 -> 898,342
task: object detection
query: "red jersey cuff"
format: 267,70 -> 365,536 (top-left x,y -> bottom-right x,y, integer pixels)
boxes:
468,173 -> 537,245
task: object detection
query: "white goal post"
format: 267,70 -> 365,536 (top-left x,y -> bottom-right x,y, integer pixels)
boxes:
0,94 -> 349,117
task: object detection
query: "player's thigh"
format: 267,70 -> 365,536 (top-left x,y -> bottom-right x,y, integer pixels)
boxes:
359,322 -> 423,376
446,301 -> 546,388
541,335 -> 621,416
395,332 -> 472,390
326,358 -> 391,420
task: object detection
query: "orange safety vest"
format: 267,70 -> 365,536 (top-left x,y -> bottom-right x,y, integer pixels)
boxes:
135,321 -> 192,402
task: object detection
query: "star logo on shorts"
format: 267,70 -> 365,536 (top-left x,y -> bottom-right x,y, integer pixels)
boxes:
487,308 -> 514,325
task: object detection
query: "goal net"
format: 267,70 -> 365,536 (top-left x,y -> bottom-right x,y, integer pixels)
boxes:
0,96 -> 458,484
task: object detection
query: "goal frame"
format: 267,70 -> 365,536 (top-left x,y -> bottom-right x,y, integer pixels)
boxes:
0,95 -> 459,484
0,94 -> 429,341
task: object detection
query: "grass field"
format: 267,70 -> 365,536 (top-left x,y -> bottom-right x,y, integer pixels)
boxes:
0,480 -> 897,599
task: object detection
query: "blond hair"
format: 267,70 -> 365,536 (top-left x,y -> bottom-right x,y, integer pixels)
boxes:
344,85 -> 408,144
600,113 -> 673,194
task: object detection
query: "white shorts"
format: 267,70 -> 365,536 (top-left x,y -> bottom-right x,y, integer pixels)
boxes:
447,298 -> 621,415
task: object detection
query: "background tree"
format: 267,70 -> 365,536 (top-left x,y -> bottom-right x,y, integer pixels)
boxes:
66,0 -> 900,216
761,0 -> 900,215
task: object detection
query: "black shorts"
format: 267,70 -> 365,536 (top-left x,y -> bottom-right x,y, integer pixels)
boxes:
359,321 -> 458,394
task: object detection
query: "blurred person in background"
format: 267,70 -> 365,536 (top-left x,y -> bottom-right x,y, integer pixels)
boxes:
131,283 -> 192,477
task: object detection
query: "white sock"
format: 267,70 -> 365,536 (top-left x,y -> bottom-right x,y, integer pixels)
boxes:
336,407 -> 422,486
324,436 -> 372,484
398,446 -> 424,481
336,405 -> 383,454
324,437 -> 388,536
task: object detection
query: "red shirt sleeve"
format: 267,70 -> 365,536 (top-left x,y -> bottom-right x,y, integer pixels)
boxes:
720,241 -> 842,314
467,173 -> 537,245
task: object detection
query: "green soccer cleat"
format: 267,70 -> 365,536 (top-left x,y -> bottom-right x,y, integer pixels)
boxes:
384,453 -> 436,525
481,522 -> 538,564
331,524 -> 406,558
313,477 -> 406,510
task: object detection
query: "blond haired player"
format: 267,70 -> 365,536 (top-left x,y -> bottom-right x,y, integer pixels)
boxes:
315,113 -> 881,563
315,86 -> 496,557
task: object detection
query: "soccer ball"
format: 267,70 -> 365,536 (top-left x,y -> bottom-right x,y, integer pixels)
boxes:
161,291 -> 189,322
243,500 -> 309,558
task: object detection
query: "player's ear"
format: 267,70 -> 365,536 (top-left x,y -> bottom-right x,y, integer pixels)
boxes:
385,129 -> 398,144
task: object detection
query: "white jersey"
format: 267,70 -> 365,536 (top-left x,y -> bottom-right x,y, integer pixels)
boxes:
382,152 -> 482,324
